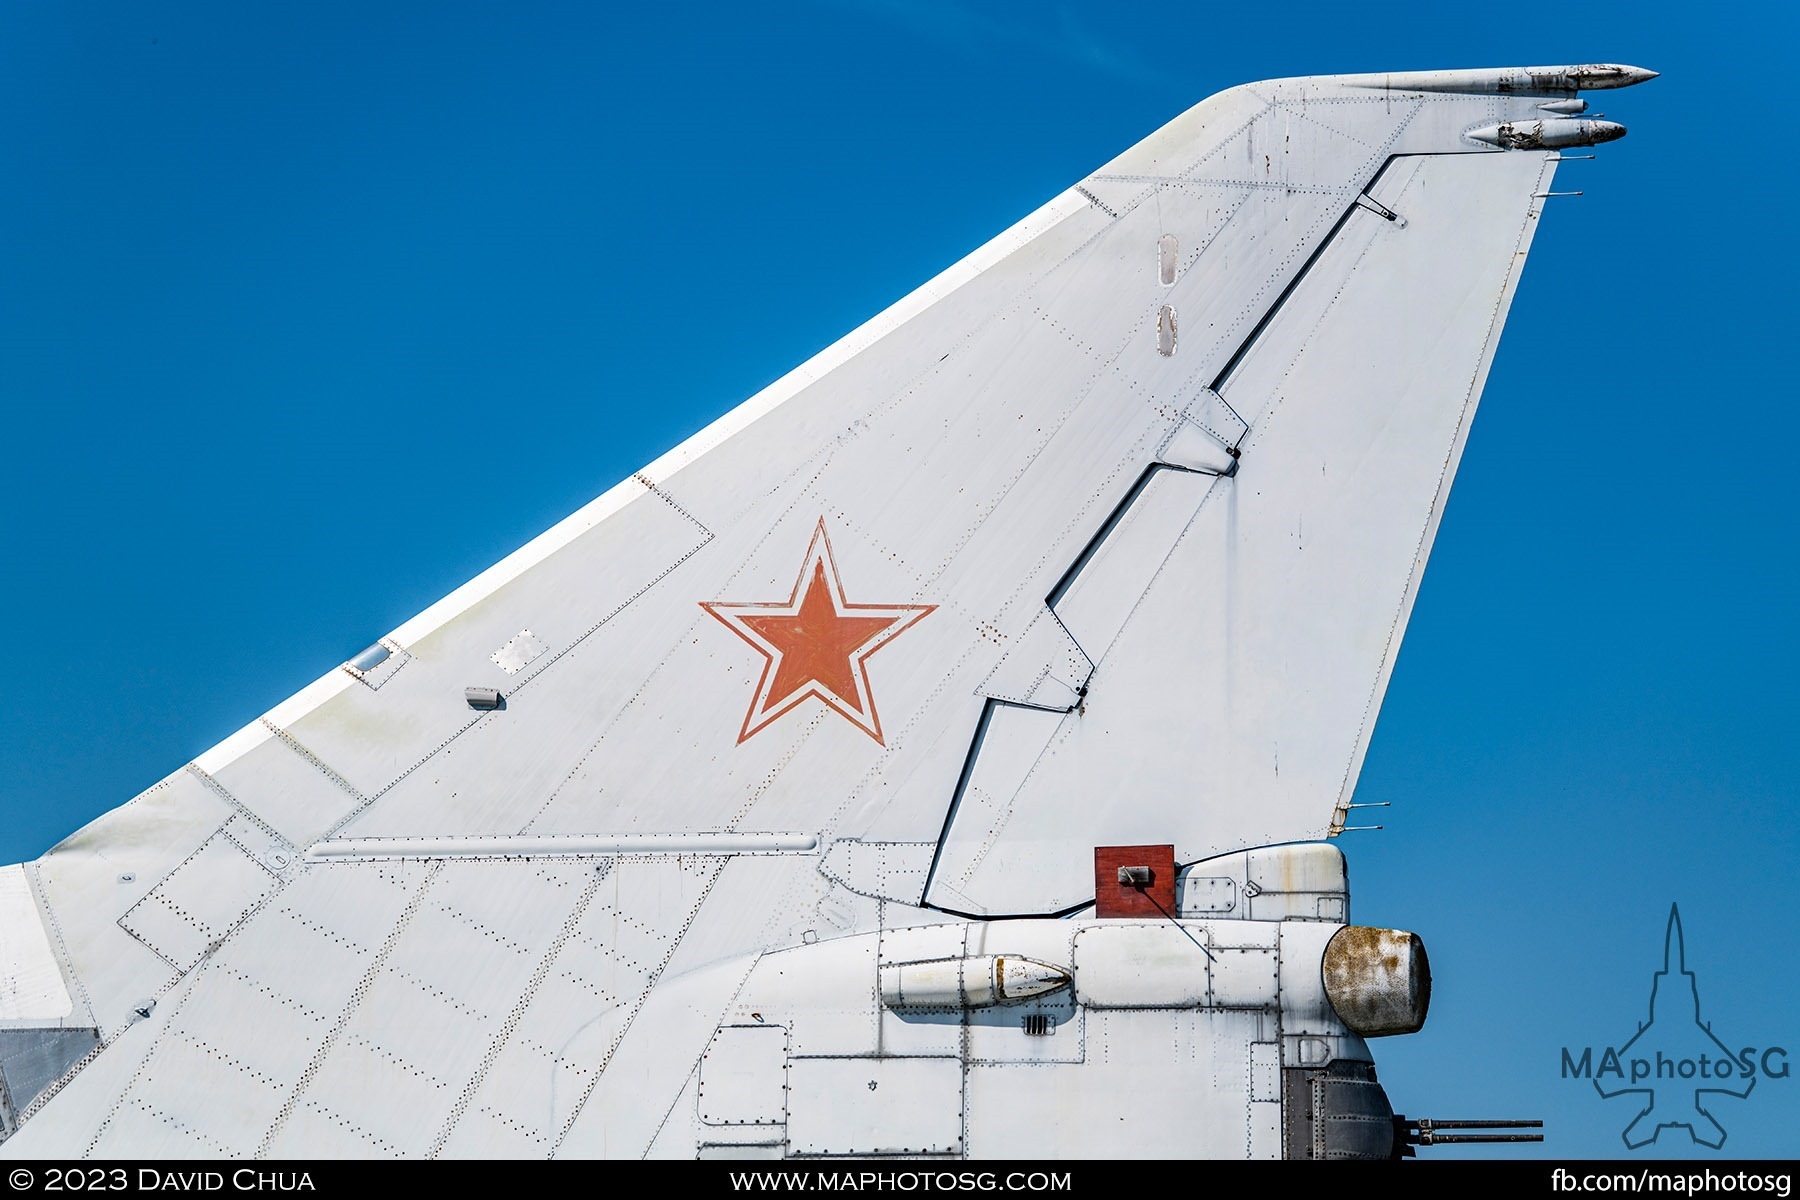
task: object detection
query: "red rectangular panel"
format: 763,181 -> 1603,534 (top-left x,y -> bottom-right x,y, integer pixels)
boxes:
1093,844 -> 1177,918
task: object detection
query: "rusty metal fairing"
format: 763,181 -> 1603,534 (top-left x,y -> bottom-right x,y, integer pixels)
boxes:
1322,925 -> 1432,1037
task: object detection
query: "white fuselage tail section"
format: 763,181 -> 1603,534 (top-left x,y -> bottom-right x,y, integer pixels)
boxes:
0,64 -> 1649,1158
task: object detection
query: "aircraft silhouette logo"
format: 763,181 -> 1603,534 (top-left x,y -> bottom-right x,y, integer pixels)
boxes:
1592,906 -> 1754,1149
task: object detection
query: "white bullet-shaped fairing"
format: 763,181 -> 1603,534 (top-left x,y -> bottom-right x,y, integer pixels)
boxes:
1347,63 -> 1656,95
880,955 -> 1071,1009
1541,63 -> 1659,90
1466,118 -> 1627,150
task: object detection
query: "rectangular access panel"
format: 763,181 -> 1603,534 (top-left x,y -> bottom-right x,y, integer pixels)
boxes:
786,1057 -> 963,1156
1093,844 -> 1176,918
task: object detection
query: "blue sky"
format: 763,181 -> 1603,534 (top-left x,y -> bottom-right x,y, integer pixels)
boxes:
3,0 -> 1796,1160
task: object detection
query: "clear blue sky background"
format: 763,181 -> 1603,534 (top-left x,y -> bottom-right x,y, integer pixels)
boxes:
3,0 -> 1795,1161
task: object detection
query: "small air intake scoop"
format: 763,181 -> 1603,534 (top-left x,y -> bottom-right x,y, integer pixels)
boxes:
881,955 -> 1071,1009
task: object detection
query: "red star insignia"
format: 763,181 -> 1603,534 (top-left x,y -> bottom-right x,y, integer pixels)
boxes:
702,520 -> 934,745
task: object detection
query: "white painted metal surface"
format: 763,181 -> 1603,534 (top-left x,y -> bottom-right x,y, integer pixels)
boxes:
0,63 -> 1650,1159
788,1057 -> 964,1157
0,868 -> 70,1021
307,833 -> 820,860
698,1024 -> 788,1129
